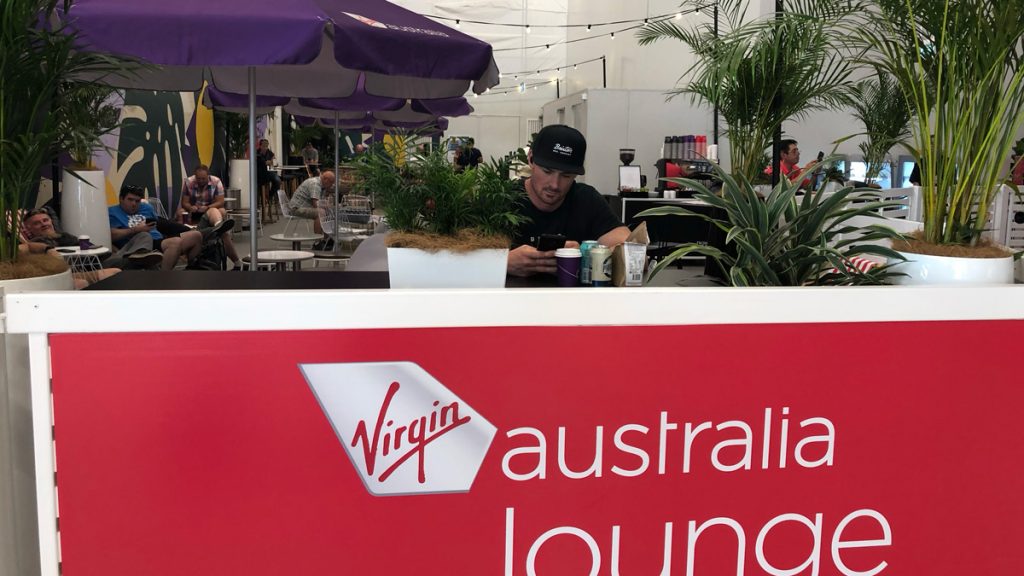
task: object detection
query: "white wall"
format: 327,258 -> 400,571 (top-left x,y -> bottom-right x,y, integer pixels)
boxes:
445,114 -> 525,162
399,0 -> 1024,180
542,88 -> 728,196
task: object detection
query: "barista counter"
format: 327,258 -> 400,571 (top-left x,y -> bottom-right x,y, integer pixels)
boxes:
5,284 -> 1024,575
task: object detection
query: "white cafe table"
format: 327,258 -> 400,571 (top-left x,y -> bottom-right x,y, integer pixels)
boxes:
243,250 -> 314,271
269,233 -> 322,251
53,245 -> 110,273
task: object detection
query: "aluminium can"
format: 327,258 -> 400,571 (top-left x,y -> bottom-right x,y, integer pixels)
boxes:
579,240 -> 599,285
590,245 -> 612,287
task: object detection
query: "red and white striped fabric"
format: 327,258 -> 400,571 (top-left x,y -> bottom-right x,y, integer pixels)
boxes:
829,255 -> 882,275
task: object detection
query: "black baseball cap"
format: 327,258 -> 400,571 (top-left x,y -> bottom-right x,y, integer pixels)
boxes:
531,124 -> 586,175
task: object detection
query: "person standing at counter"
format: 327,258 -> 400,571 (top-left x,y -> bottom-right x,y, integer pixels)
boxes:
507,124 -> 629,277
302,141 -> 320,176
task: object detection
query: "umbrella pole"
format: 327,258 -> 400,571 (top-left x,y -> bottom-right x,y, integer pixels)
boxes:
333,111 -> 340,255
248,67 -> 259,269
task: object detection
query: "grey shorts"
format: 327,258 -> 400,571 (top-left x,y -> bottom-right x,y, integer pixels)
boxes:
292,206 -> 318,220
191,210 -> 217,229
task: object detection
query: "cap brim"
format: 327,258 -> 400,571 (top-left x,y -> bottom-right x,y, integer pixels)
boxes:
533,157 -> 585,176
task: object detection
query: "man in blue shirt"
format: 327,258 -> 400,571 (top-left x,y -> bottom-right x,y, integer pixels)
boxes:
109,185 -> 202,271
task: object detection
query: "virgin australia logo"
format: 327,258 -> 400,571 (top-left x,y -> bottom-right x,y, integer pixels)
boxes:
342,12 -> 450,37
301,362 -> 496,496
553,143 -> 574,156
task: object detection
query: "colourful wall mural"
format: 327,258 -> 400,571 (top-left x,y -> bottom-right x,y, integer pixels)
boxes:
103,88 -> 224,216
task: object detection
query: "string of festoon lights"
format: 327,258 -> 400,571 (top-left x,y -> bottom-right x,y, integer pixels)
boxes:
473,56 -> 605,97
428,4 -> 713,52
473,79 -> 559,97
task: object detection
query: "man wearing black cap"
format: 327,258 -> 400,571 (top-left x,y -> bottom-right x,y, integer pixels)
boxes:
508,124 -> 629,277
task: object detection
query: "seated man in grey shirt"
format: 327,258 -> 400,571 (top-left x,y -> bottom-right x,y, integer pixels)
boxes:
288,170 -> 335,239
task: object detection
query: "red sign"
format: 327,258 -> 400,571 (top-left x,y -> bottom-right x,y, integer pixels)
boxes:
48,321 -> 1024,575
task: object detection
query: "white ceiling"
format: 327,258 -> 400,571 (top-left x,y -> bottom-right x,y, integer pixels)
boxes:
392,0 -> 569,92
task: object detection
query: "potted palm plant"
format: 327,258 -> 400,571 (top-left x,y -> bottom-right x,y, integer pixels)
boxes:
1,1 -> 133,571
849,71 -> 912,188
218,110 -> 251,205
56,82 -> 122,249
2,0 -> 131,280
352,136 -> 526,288
856,0 -> 1024,284
641,162 -> 907,286
638,0 -> 860,182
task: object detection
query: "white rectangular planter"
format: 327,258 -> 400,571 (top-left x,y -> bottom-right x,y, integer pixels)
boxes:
387,248 -> 508,288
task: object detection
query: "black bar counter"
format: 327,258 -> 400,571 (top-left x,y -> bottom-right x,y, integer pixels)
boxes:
85,270 -> 558,290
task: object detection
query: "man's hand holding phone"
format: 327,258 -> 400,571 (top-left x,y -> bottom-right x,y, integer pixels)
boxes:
507,235 -> 576,277
535,234 -> 566,252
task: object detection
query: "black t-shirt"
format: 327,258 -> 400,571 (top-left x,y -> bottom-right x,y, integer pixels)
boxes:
256,148 -> 275,182
512,179 -> 623,247
456,147 -> 483,168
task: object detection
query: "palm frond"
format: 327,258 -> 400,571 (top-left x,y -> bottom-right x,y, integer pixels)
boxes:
638,158 -> 907,286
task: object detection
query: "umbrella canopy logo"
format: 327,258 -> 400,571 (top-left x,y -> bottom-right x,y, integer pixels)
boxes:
341,12 -> 450,38
301,361 -> 496,496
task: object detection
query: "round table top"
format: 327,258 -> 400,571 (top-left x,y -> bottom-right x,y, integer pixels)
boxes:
269,233 -> 323,242
55,245 -> 111,257
253,250 -> 315,263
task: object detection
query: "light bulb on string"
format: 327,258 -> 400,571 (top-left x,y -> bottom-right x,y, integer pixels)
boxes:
675,12 -> 682,19
525,25 -> 531,34
455,19 -> 460,28
610,32 -> 615,39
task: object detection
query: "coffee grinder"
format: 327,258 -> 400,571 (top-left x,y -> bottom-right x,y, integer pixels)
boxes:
618,148 -> 643,192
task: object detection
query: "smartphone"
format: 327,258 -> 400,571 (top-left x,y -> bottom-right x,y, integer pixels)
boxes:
144,216 -> 157,224
816,151 -> 825,162
536,234 -> 567,252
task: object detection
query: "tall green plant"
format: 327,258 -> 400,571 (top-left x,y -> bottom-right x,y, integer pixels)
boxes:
353,137 -> 526,240
56,82 -> 122,168
639,161 -> 907,286
1,0 -> 134,264
217,111 -> 249,160
849,71 -> 912,185
855,0 -> 1024,246
638,0 -> 860,182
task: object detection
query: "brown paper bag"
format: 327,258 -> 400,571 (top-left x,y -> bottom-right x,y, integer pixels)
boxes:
612,221 -> 650,287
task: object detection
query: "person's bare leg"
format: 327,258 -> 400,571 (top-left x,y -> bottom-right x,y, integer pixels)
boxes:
180,230 -> 202,263
313,216 -> 323,235
223,232 -> 240,265
206,207 -> 223,226
160,237 -> 183,271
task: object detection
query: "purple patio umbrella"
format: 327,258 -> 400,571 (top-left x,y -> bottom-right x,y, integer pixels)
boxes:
60,0 -> 498,267
203,84 -> 467,252
62,0 -> 498,98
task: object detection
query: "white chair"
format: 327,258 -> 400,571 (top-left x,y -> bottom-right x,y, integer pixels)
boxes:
313,200 -> 346,268
346,233 -> 388,271
145,196 -> 169,218
278,189 -> 313,237
340,194 -> 374,236
847,187 -> 919,220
